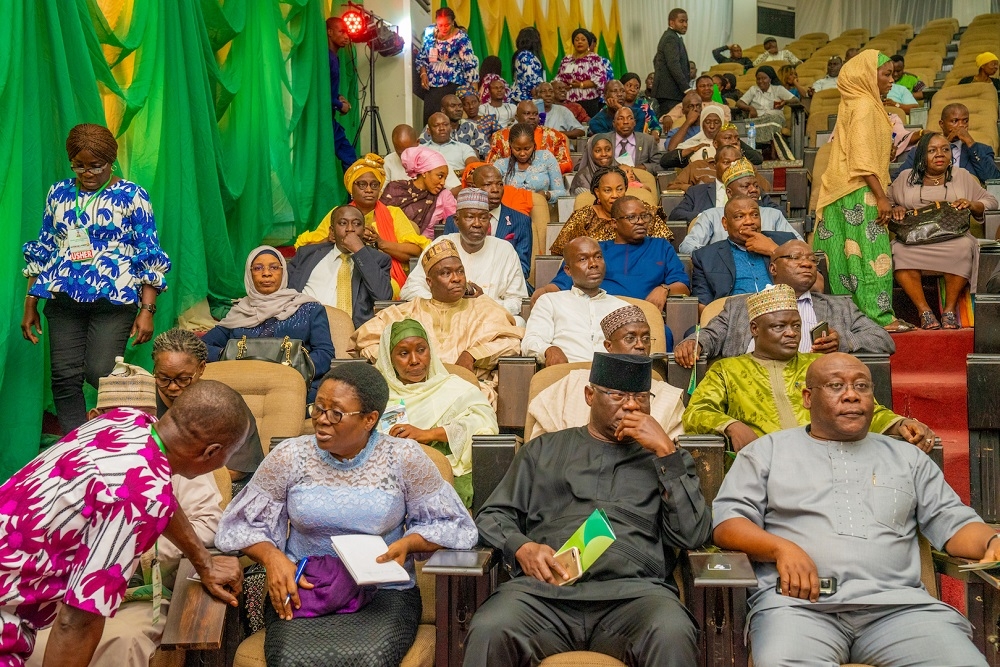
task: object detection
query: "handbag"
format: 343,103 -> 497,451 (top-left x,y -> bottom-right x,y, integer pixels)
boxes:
292,555 -> 375,618
221,335 -> 315,385
888,201 -> 971,246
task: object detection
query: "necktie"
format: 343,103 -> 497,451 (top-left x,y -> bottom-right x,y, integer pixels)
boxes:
336,252 -> 353,315
619,138 -> 631,158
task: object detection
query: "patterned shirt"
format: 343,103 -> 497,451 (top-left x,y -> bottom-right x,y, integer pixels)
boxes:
630,99 -> 663,134
510,51 -> 546,103
555,53 -> 608,103
416,28 -> 479,89
0,409 -> 176,651
419,119 -> 490,159
486,126 -> 573,174
23,179 -> 170,304
493,151 -> 567,203
469,115 -> 501,145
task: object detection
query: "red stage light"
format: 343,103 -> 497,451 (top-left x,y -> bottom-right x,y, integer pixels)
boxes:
343,8 -> 368,40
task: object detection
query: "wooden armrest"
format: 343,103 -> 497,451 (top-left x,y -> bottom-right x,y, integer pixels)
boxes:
423,548 -> 499,577
933,546 -> 1000,591
159,559 -> 228,650
686,551 -> 758,588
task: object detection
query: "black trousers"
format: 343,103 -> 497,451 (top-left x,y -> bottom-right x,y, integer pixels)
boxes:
422,83 -> 459,126
658,97 -> 682,115
463,587 -> 698,667
44,294 -> 135,433
579,97 -> 603,119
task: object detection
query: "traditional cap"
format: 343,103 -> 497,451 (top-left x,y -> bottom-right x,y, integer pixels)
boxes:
719,122 -> 738,133
390,319 -> 428,350
600,305 -> 648,340
722,157 -> 756,186
763,36 -> 777,45
456,187 -> 490,211
589,352 -> 652,393
421,238 -> 461,271
746,284 -> 798,321
977,52 -> 999,69
96,356 -> 156,411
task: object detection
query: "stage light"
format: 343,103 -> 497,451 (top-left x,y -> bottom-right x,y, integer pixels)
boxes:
343,7 -> 376,43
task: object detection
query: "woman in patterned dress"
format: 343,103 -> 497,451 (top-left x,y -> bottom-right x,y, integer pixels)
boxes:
555,28 -> 608,118
510,27 -> 546,103
416,7 -> 479,126
21,123 -> 170,433
813,50 -> 914,331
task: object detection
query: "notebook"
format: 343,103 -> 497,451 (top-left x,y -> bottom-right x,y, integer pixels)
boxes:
330,535 -> 410,585
555,508 -> 617,573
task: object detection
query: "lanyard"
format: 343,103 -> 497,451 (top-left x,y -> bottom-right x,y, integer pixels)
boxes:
150,427 -> 168,456
73,177 -> 112,225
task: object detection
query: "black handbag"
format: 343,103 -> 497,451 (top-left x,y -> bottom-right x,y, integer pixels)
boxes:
888,201 -> 971,246
221,335 -> 315,385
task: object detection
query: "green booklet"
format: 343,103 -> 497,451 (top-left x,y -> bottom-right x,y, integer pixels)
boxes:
556,508 -> 617,572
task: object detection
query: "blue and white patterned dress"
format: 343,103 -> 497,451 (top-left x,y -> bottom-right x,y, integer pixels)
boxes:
23,178 -> 170,303
493,150 -> 568,203
415,28 -> 479,89
510,51 -> 546,103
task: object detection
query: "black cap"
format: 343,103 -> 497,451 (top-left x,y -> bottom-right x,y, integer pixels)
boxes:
589,353 -> 652,393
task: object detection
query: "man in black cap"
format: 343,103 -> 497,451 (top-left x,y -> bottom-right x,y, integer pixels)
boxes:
464,353 -> 711,667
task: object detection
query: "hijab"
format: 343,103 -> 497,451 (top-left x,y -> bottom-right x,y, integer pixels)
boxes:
219,246 -> 318,329
816,50 -> 893,211
756,65 -> 778,87
677,104 -> 727,159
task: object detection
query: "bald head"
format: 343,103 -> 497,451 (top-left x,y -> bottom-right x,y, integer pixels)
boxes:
723,196 -> 762,245
515,100 -> 540,128
392,124 -> 418,156
604,80 -> 625,110
769,239 -> 818,295
562,236 -> 605,292
428,112 -> 452,143
803,353 -> 874,442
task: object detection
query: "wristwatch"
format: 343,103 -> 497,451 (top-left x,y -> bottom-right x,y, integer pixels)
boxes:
139,303 -> 157,314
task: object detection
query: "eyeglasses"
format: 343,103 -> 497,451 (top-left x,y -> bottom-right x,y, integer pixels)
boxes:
619,333 -> 654,346
353,180 -> 381,191
590,384 -> 655,404
806,381 -> 873,396
308,404 -> 363,424
618,212 -> 653,225
774,253 -> 819,265
251,263 -> 283,273
71,163 -> 109,175
154,374 -> 196,389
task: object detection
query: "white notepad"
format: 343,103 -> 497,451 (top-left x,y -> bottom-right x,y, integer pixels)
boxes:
330,535 -> 410,585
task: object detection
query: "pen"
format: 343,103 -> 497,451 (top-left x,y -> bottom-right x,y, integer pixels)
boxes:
284,556 -> 309,606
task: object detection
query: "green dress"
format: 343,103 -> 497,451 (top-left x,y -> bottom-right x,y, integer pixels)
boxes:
813,186 -> 895,326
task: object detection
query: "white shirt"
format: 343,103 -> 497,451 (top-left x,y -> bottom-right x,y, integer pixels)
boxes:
714,179 -> 727,207
427,140 -> 477,174
739,84 -> 796,115
753,49 -> 801,66
302,249 -> 351,311
383,151 -> 461,188
678,205 -> 802,255
479,102 -> 518,128
522,287 -> 627,363
747,290 -> 819,353
811,76 -> 839,93
540,102 -> 586,134
400,233 -> 529,319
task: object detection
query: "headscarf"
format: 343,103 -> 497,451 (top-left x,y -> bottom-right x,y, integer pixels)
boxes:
480,73 -> 506,104
345,154 -> 408,290
66,123 -> 118,163
344,153 -> 386,192
373,320 -> 497,478
977,52 -> 999,70
677,104 -> 727,159
816,50 -> 893,212
569,136 -> 641,195
218,246 -> 318,329
394,146 -> 458,233
401,146 -> 448,177
755,66 -> 778,87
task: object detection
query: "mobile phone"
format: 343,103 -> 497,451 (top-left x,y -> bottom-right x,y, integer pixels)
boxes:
810,321 -> 829,344
776,576 -> 837,595
553,547 -> 583,586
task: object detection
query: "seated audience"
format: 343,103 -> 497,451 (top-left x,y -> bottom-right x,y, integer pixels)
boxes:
844,47 -> 859,61
459,160 -> 535,216
462,91 -> 501,146
889,132 -> 998,329
778,65 -> 806,99
444,164 -> 533,279
423,112 -> 478,174
899,103 -> 1000,184
713,352 -> 997,667
885,79 -> 918,113
464,352 -> 710,667
526,304 -> 685,439
383,124 -> 458,189
551,78 -> 590,124
27,364 -> 226,667
552,167 -> 673,255
736,66 -> 798,158
493,123 -> 568,204
808,56 -> 842,95
403,188 -> 527,320
716,73 -> 742,103
712,43 -> 753,71
373,319 -> 498,508
0,381 -> 246,666
670,156 -> 792,227
353,240 -> 523,403
621,72 -> 662,136
486,101 -> 573,173
534,82 -> 586,139
288,205 -> 393,328
959,52 -> 1000,95
479,77 -> 518,128
690,196 -> 798,307
523,237 -> 627,365
663,104 -> 726,169
662,80 -> 732,132
381,146 -> 459,239
153,329 -> 266,482
666,125 -> 763,189
203,245 -> 335,402
890,54 -> 926,99
683,285 -> 934,452
597,107 -> 663,172
587,79 -> 626,135
215,363 -> 477,667
752,37 -> 801,66
569,136 -> 646,196
675,239 -> 895,368
419,94 -> 490,159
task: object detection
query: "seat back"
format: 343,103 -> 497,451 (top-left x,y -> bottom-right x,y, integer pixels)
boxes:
529,191 -> 550,284
202,360 -> 306,454
618,296 -> 669,355
324,306 -> 355,359
212,468 -> 233,508
808,142 -> 835,216
807,89 -> 841,146
922,17 -> 958,34
708,62 -> 744,76
902,51 -> 943,72
700,297 -> 729,327
633,168 -> 657,193
443,362 -> 481,388
929,83 -> 999,151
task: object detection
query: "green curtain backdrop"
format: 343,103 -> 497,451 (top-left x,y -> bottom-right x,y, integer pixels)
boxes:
0,0 -> 350,481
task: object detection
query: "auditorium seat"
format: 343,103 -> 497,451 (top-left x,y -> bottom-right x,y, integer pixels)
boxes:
529,191 -> 551,285
324,306 -> 355,359
928,83 -> 999,151
807,89 -> 841,147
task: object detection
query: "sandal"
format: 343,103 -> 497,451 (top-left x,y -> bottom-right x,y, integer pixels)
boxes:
919,311 -> 941,330
884,320 -> 916,333
941,312 -> 961,330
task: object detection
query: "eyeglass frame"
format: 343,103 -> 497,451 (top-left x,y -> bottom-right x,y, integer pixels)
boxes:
308,404 -> 363,424
589,384 -> 655,403
70,162 -> 110,175
617,332 -> 656,346
805,381 -> 874,396
616,212 -> 654,225
153,373 -> 197,389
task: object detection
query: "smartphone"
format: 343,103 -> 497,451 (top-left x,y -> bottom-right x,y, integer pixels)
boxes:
776,576 -> 837,595
553,547 -> 583,586
810,321 -> 829,344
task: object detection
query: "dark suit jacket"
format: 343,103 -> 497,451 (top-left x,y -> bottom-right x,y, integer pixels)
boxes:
287,243 -> 393,329
690,231 -> 798,305
597,131 -> 663,172
652,28 -> 688,103
898,140 -> 1000,184
669,184 -> 781,222
444,204 -> 533,279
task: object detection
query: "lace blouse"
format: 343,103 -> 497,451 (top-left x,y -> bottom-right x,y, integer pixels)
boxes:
215,433 -> 477,589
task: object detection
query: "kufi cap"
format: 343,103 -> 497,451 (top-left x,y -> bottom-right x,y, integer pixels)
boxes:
421,238 -> 461,271
456,187 -> 490,211
390,319 -> 428,350
589,352 -> 652,393
96,356 -> 156,411
719,122 -> 738,133
722,157 -> 756,186
746,284 -> 798,321
600,305 -> 648,340
977,52 -> 999,69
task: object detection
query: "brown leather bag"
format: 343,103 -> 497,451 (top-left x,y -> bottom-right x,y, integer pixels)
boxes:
888,201 -> 971,245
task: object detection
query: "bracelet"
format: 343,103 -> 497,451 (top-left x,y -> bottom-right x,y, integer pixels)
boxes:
987,532 -> 1000,552
25,295 -> 37,301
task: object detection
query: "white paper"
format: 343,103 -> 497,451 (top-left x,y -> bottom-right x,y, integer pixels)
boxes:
330,535 -> 410,585
616,152 -> 635,167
